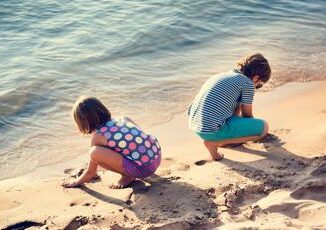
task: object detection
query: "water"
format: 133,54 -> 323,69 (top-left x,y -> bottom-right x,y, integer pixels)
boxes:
0,0 -> 325,180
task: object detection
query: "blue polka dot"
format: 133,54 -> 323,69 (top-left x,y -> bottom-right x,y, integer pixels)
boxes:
138,146 -> 146,153
132,152 -> 140,159
131,129 -> 139,135
114,133 -> 123,140
104,132 -> 111,139
121,127 -> 129,133
106,121 -> 114,126
148,150 -> 154,157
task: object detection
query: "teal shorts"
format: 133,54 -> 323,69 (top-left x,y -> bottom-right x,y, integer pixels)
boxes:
196,116 -> 265,141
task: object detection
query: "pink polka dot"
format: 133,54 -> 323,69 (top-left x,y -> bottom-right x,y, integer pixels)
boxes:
123,149 -> 130,155
100,127 -> 108,132
108,140 -> 116,147
145,140 -> 151,148
141,155 -> 149,163
104,132 -> 111,139
110,127 -> 118,132
129,142 -> 137,150
136,161 -> 142,166
155,155 -> 158,159
152,146 -> 158,153
125,134 -> 133,141
141,133 -> 147,139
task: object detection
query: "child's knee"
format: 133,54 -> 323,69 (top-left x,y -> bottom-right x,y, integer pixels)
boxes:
89,146 -> 101,162
203,140 -> 218,149
261,121 -> 269,137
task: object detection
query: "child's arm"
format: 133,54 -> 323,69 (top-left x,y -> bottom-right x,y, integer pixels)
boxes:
241,104 -> 254,118
90,132 -> 107,146
233,104 -> 241,116
62,133 -> 105,188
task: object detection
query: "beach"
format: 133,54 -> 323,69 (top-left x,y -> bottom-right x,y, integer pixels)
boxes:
1,81 -> 325,229
1,0 -> 326,181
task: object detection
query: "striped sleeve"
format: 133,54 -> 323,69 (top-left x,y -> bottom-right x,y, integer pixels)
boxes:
240,82 -> 254,104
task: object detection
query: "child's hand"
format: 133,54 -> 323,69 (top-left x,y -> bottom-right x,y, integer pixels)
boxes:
62,179 -> 81,188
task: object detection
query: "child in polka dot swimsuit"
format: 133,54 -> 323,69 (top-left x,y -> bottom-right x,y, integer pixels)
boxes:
63,96 -> 161,189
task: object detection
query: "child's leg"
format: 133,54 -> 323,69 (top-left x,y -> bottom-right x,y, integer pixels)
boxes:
64,146 -> 134,189
217,120 -> 268,145
203,140 -> 224,161
203,120 -> 268,160
88,146 -> 135,189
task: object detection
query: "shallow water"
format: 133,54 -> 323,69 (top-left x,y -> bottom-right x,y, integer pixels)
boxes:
0,0 -> 325,180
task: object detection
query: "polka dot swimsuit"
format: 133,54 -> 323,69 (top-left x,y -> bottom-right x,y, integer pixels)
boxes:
97,118 -> 161,167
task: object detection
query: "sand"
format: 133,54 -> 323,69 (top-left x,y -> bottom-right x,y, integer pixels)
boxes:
1,81 -> 325,230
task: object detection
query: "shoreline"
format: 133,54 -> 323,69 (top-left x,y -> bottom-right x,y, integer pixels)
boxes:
0,81 -> 320,183
1,81 -> 325,229
0,80 -> 323,182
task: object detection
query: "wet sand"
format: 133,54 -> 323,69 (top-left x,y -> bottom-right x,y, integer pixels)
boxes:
1,81 -> 325,229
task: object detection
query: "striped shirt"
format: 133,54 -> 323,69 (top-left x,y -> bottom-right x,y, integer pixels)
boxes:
188,69 -> 255,133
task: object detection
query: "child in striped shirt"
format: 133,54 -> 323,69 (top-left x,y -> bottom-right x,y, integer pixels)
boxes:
188,53 -> 271,160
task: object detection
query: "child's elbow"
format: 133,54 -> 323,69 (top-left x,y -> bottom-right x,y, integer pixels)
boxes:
242,113 -> 253,118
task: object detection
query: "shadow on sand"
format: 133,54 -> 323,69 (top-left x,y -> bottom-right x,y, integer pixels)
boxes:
80,175 -> 219,228
219,133 -> 326,202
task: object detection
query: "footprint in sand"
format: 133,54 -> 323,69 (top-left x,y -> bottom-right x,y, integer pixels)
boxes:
64,216 -> 89,230
160,157 -> 175,167
195,160 -> 207,166
290,183 -> 326,202
311,162 -> 326,177
63,168 -> 74,174
69,197 -> 97,208
272,128 -> 291,134
175,163 -> 191,171
156,158 -> 190,176
0,198 -> 22,212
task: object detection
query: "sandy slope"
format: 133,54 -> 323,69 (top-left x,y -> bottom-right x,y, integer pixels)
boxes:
1,82 -> 325,229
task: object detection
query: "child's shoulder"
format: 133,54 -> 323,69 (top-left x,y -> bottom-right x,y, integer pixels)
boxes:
107,117 -> 136,129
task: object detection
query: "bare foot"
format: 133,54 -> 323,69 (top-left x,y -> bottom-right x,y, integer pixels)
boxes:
211,152 -> 224,161
110,175 -> 135,189
62,179 -> 81,188
203,140 -> 224,161
90,174 -> 100,181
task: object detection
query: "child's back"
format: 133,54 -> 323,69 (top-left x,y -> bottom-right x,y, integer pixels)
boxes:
188,69 -> 254,133
97,117 -> 161,166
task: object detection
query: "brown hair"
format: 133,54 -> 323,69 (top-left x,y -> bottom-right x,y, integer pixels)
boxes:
72,96 -> 111,134
237,53 -> 271,83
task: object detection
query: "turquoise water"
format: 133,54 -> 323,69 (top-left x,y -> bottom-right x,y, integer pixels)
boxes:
0,0 -> 325,179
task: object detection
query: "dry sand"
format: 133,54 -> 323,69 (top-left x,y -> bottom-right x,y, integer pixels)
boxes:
1,81 -> 325,230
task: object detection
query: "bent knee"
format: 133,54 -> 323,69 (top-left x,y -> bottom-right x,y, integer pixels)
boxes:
89,146 -> 102,162
261,120 -> 269,137
203,140 -> 217,147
